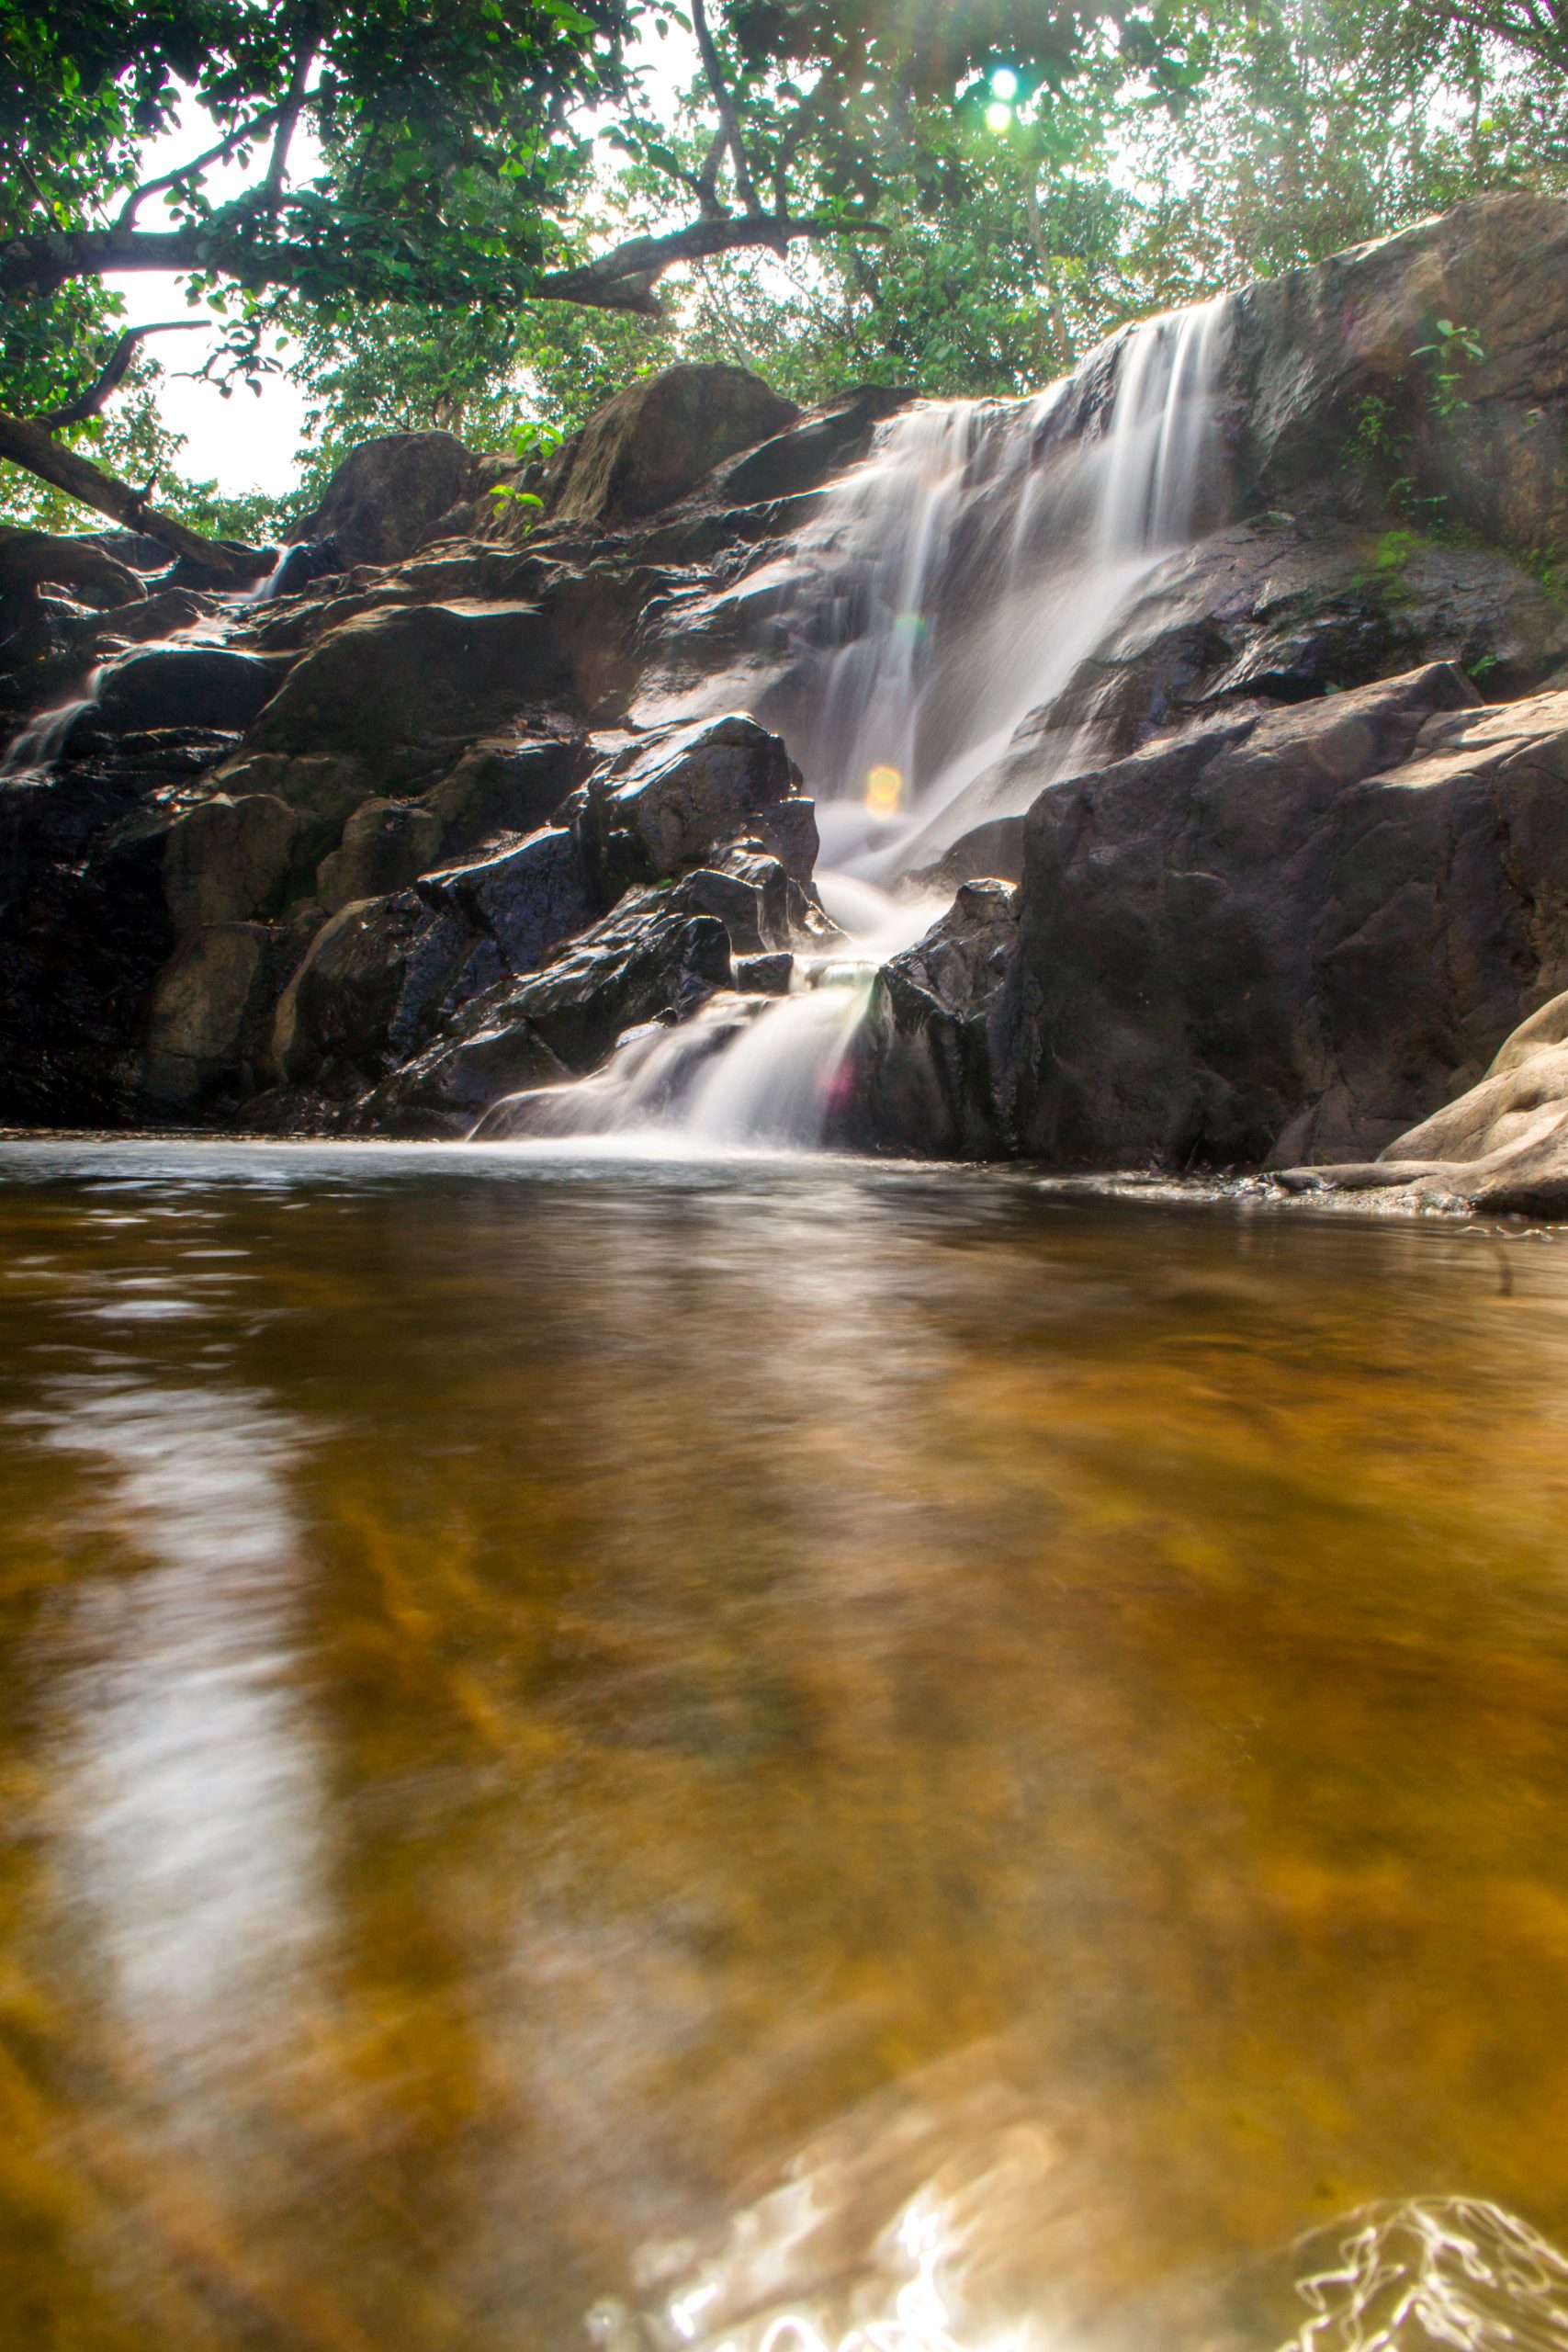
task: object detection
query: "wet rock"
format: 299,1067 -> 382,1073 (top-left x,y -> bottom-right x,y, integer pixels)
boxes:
857,881 -> 1021,1155
712,387 -> 919,505
265,537 -> 343,600
455,893 -> 732,1073
246,600 -> 562,778
579,714 -> 815,896
297,433 -> 480,568
350,1023 -> 571,1136
318,798 -> 443,911
96,645 -> 282,735
903,518 -> 1568,868
0,753 -> 199,1121
911,817 -> 1026,891
216,751 -> 370,833
164,792 -> 299,931
419,826 -> 592,973
667,848 -> 791,955
269,890 -> 486,1093
990,665 -> 1568,1169
736,951 -> 795,993
0,530 -> 142,607
89,587 -> 216,653
140,922 -> 276,1107
423,735 -> 590,856
367,892 -> 734,1131
548,365 -> 799,528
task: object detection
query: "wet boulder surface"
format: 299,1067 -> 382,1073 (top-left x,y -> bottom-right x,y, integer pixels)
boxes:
14,208 -> 1568,1191
859,667 -> 1568,1173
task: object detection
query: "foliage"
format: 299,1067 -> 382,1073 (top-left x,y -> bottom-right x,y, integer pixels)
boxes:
10,0 -> 1568,538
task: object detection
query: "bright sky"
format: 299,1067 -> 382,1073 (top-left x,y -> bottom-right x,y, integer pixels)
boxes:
101,112 -> 316,496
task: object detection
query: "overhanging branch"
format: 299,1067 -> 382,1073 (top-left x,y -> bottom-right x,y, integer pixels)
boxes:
538,213 -> 886,311
0,410 -> 270,579
115,104 -> 289,229
32,320 -> 206,427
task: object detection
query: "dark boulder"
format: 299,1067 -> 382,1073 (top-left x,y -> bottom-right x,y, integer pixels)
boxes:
96,646 -> 281,735
269,891 -> 491,1094
856,881 -> 1021,1156
164,792 -> 299,932
317,797 -> 443,910
245,600 -> 563,779
419,826 -> 593,973
547,365 -> 799,528
712,387 -> 919,506
298,433 -> 480,569
0,530 -> 142,608
139,922 -> 280,1108
423,735 -> 591,855
367,890 -> 735,1133
578,713 -> 816,897
915,664 -> 1568,1171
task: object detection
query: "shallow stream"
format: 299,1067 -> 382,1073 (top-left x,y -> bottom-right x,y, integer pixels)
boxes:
2,1141 -> 1568,2351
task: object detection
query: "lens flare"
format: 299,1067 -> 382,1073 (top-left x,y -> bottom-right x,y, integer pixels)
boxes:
989,65 -> 1019,97
865,763 -> 904,815
984,100 -> 1012,130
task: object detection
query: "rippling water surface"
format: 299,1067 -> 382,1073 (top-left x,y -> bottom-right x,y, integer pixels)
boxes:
3,1141 -> 1568,2352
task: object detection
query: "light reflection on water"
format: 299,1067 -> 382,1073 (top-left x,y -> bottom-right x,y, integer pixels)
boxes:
1,1143 -> 1567,2347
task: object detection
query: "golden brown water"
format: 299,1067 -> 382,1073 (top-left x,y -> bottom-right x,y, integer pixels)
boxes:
3,1141 -> 1568,2352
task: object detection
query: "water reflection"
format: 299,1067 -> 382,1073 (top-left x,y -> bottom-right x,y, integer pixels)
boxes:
34,1374 -> 321,2063
0,1147 -> 1566,2347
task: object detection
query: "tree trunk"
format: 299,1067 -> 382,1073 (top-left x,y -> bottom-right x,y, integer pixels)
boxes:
0,410 -> 270,581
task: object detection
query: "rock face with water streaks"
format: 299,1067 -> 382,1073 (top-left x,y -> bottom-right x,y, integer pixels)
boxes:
11,206 -> 1568,1190
862,667 -> 1568,1179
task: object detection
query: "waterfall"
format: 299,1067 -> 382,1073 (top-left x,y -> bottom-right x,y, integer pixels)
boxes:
483,295 -> 1233,1155
0,671 -> 106,779
475,876 -> 943,1151
761,294 -> 1232,878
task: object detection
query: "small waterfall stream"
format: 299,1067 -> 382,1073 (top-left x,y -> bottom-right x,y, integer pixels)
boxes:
546,295 -> 1233,1154
479,873 -> 943,1149
762,294 -> 1231,882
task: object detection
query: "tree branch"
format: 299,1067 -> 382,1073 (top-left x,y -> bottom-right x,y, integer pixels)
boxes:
31,321 -> 207,428
264,34 -> 318,209
538,213 -> 886,311
0,410 -> 270,579
690,0 -> 762,215
694,127 -> 730,220
0,209 -> 886,314
115,104 -> 289,229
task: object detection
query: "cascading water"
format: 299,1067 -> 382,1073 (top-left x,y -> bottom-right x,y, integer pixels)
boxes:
0,543 -> 283,779
479,874 -> 943,1151
763,292 -> 1232,879
558,296 -> 1233,1153
0,673 -> 107,780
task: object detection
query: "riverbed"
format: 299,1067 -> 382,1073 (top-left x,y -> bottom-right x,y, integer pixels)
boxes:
1,1140 -> 1566,2351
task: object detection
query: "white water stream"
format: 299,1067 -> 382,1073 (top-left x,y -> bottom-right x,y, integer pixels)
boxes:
764,293 -> 1230,881
534,295 -> 1233,1154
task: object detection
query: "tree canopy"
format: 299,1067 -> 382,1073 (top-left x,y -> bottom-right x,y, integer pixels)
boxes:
5,0 -> 1568,562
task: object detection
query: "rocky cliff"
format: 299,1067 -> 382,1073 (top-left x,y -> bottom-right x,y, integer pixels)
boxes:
7,194 -> 1568,1209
